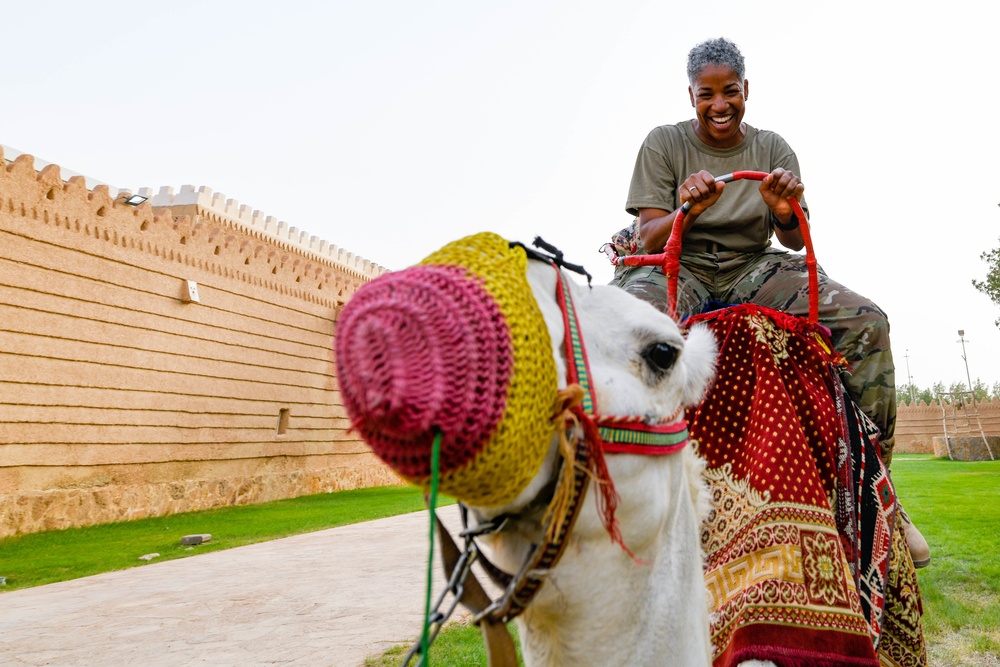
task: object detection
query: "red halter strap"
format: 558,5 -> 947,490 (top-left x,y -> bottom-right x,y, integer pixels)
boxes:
552,264 -> 690,456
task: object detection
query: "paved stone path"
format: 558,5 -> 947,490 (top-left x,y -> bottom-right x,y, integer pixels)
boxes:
0,505 -> 484,667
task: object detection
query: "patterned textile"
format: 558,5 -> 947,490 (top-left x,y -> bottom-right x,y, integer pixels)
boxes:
683,303 -> 926,667
877,510 -> 929,667
607,217 -> 641,258
834,383 -> 894,648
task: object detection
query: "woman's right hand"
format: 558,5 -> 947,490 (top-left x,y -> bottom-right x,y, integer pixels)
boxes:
679,170 -> 725,217
639,171 -> 727,253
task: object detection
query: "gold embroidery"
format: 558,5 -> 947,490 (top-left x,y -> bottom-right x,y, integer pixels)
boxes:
747,311 -> 790,362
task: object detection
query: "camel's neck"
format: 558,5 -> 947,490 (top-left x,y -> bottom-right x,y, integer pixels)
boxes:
514,453 -> 712,667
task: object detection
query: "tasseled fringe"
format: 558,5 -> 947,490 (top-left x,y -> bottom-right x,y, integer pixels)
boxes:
549,385 -> 643,564
571,403 -> 642,563
545,385 -> 586,545
545,436 -> 577,543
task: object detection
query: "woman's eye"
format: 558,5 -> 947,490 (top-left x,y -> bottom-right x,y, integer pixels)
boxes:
642,342 -> 679,373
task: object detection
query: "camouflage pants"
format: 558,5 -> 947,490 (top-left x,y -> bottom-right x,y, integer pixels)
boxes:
611,248 -> 897,462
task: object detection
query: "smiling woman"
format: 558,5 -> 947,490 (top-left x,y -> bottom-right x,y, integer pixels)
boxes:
605,36 -> 897,465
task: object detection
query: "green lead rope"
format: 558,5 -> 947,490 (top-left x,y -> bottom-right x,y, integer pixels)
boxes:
419,431 -> 443,664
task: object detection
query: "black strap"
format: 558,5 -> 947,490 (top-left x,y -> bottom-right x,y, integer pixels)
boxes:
508,238 -> 593,286
435,515 -> 519,667
770,211 -> 800,231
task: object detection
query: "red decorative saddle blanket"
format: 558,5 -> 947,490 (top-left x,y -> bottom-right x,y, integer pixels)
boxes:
684,304 -> 927,667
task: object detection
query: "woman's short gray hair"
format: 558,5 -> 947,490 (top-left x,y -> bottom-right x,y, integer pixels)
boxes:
687,37 -> 745,84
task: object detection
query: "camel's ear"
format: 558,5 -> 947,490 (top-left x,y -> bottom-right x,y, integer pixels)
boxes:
681,324 -> 717,406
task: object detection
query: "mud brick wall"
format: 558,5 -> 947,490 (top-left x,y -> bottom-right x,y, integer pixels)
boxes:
0,149 -> 400,538
894,399 -> 1000,454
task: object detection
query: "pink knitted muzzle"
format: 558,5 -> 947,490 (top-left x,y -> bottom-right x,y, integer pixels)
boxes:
335,264 -> 514,480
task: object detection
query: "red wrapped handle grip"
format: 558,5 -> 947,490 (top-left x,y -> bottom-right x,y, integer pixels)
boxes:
621,171 -> 818,323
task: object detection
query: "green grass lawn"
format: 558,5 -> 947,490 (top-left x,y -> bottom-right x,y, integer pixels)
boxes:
0,485 -> 448,591
364,620 -> 522,667
890,454 -> 1000,667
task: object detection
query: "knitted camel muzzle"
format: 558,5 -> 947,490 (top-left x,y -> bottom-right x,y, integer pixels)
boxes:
335,232 -> 558,506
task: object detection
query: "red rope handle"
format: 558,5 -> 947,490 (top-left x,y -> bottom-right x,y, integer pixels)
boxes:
620,170 -> 818,323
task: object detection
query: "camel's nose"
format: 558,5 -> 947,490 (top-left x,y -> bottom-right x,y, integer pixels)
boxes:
335,232 -> 559,507
335,264 -> 513,481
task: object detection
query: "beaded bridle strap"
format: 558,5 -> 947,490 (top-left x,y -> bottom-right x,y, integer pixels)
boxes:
553,260 -> 691,456
421,256 -> 695,667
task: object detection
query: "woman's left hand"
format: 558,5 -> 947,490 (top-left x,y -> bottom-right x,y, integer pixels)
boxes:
759,168 -> 804,218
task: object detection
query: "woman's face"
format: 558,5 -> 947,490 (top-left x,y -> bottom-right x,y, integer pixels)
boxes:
689,64 -> 748,149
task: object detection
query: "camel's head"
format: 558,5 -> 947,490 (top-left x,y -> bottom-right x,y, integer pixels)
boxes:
335,233 -> 716,512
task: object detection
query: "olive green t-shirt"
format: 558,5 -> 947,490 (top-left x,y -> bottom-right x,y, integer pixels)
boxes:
625,120 -> 808,253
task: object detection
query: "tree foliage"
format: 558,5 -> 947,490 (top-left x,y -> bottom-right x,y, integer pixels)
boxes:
896,377 -> 994,405
972,241 -> 1000,327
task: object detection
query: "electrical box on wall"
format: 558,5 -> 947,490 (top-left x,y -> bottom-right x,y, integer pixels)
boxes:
183,280 -> 201,303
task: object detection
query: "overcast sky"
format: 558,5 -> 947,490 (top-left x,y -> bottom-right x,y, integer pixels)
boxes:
2,0 -> 998,390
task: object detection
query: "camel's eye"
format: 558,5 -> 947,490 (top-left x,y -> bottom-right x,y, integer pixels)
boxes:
641,342 -> 679,374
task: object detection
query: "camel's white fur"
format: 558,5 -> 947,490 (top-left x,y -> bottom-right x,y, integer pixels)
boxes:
469,262 -> 718,667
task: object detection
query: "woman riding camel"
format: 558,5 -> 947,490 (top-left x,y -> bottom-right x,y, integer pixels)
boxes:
606,36 -> 929,568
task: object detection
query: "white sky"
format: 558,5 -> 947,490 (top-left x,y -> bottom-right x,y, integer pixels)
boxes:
2,0 -> 998,390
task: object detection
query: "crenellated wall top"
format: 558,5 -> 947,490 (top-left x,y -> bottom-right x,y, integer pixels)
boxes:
2,144 -> 387,280
898,396 -> 1000,410
138,184 -> 387,278
2,144 -> 111,191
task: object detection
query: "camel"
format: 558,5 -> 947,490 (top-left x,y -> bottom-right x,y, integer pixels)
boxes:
335,233 -> 719,666
336,232 -> 925,666
468,251 -> 719,667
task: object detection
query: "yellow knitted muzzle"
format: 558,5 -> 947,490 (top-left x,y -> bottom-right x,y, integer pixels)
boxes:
335,232 -> 558,506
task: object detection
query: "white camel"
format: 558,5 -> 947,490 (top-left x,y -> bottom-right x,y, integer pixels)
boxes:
465,258 -> 718,667
336,234 -> 783,667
